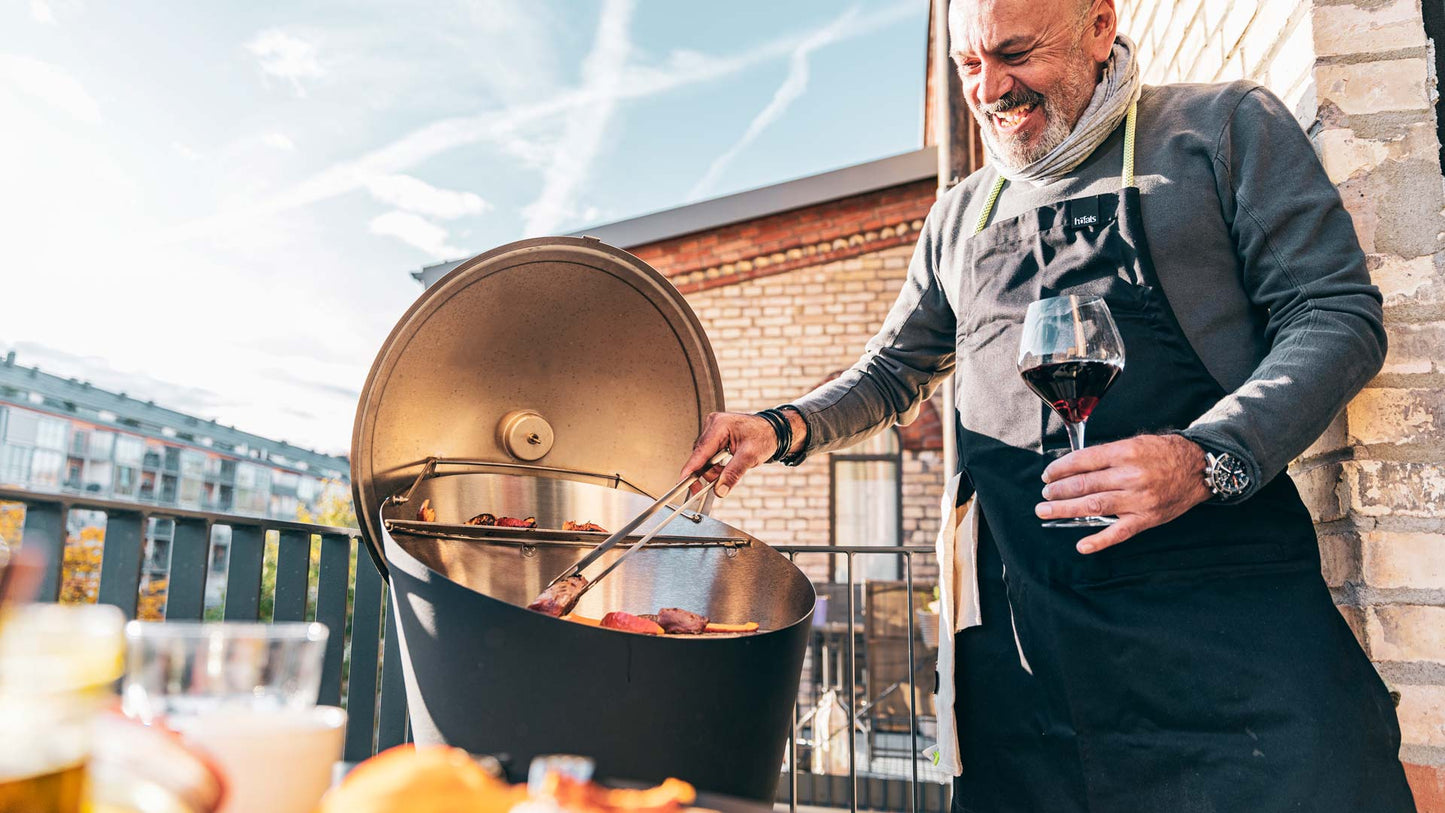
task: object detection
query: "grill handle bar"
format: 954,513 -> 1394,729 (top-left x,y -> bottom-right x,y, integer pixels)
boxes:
387,456 -> 704,522
546,450 -> 731,589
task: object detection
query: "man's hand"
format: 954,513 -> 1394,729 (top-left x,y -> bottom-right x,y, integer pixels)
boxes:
680,410 -> 806,498
1037,434 -> 1212,554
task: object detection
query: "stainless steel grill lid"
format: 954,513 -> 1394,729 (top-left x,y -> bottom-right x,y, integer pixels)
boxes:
350,237 -> 814,800
351,236 -> 726,572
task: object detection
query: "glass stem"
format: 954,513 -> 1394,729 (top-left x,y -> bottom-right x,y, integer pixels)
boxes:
1065,420 -> 1087,452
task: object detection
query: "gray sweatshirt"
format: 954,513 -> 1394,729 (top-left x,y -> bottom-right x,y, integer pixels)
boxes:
789,81 -> 1386,497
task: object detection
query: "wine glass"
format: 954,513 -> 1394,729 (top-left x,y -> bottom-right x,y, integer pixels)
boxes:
1017,295 -> 1126,528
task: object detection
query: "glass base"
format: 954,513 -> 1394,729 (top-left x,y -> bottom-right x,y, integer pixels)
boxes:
1042,515 -> 1118,528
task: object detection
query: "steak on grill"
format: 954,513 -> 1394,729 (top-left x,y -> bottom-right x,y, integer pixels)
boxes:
526,575 -> 588,617
657,607 -> 709,635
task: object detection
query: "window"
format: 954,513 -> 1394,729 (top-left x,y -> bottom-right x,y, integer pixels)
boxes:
178,450 -> 206,508
235,463 -> 271,515
30,449 -> 63,488
90,431 -> 114,461
297,476 -> 320,502
114,436 -> 144,467
113,466 -> 138,498
4,411 -> 37,446
36,418 -> 68,451
0,446 -> 29,484
71,430 -> 89,457
830,429 -> 903,582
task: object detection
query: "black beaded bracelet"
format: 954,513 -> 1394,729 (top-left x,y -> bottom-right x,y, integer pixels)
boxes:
754,408 -> 792,463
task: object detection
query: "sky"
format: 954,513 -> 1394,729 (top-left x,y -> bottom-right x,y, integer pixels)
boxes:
0,0 -> 929,456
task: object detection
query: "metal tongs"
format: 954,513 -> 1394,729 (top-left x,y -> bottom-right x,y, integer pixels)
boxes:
545,450 -> 732,599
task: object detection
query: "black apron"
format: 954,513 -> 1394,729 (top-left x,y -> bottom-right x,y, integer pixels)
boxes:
948,106 -> 1415,813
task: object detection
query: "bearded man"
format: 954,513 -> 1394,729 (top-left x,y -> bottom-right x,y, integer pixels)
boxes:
682,0 -> 1418,810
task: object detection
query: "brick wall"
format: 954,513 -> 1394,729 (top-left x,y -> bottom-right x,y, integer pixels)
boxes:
1118,0 -> 1445,805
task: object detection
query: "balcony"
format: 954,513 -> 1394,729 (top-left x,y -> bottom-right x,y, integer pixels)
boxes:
0,487 -> 951,811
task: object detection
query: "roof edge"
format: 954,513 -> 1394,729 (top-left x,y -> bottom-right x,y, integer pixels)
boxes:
568,146 -> 938,249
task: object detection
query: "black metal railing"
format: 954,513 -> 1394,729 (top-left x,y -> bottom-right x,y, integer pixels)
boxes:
0,486 -> 411,763
0,488 -> 949,811
775,545 -> 950,813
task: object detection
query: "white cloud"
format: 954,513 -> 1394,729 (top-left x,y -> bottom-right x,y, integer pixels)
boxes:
0,54 -> 101,123
246,30 -> 324,98
262,132 -> 295,151
29,0 -> 55,24
365,174 -> 489,220
368,210 -> 463,258
521,0 -> 635,237
689,7 -> 861,200
172,141 -> 202,161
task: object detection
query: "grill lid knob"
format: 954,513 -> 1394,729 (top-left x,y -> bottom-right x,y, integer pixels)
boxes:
498,409 -> 555,461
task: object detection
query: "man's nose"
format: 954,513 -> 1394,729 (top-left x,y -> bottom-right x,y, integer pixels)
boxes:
977,62 -> 1013,107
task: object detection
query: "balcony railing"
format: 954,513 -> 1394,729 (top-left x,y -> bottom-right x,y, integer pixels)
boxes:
0,487 -> 951,812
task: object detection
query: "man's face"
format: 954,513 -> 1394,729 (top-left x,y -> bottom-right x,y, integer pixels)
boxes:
950,0 -> 1116,168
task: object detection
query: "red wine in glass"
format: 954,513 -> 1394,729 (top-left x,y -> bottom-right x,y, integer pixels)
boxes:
1017,295 -> 1126,528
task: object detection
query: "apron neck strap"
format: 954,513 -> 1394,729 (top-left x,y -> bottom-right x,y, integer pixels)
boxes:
972,101 -> 1138,235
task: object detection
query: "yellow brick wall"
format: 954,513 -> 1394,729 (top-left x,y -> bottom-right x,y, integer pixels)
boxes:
1120,0 -> 1445,791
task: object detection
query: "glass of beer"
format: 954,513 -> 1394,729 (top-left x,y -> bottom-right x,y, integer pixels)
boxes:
0,603 -> 126,813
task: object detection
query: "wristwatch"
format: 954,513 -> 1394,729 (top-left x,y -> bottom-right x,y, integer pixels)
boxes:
1203,449 -> 1251,500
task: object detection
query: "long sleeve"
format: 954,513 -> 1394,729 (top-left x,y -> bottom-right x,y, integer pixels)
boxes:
1181,85 -> 1386,495
787,203 -> 959,458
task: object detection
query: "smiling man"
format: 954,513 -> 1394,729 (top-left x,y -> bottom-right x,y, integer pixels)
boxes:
682,0 -> 1417,810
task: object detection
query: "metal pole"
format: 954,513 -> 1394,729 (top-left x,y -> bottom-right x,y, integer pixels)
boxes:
846,552 -> 857,813
789,550 -> 799,813
933,0 -> 959,487
906,551 -> 919,813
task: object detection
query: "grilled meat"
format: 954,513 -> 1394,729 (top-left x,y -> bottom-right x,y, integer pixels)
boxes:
599,611 -> 664,635
657,607 -> 709,635
527,575 -> 588,617
463,513 -> 537,528
563,520 -> 608,533
416,499 -> 437,523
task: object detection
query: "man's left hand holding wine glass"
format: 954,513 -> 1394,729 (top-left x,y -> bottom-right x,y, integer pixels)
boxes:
1035,434 -> 1214,554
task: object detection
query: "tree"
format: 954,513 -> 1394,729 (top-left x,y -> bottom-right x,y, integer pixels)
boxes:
0,502 -> 24,550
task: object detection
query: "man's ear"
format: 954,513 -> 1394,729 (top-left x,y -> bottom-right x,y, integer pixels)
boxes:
1085,0 -> 1118,63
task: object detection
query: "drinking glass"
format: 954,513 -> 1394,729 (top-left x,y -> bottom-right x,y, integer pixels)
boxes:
0,603 -> 125,813
123,622 -> 345,813
1017,295 -> 1126,528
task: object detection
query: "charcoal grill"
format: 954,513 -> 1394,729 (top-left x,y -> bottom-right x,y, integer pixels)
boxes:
351,237 -> 815,800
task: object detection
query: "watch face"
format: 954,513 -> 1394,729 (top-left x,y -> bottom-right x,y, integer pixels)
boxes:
1211,455 -> 1250,496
